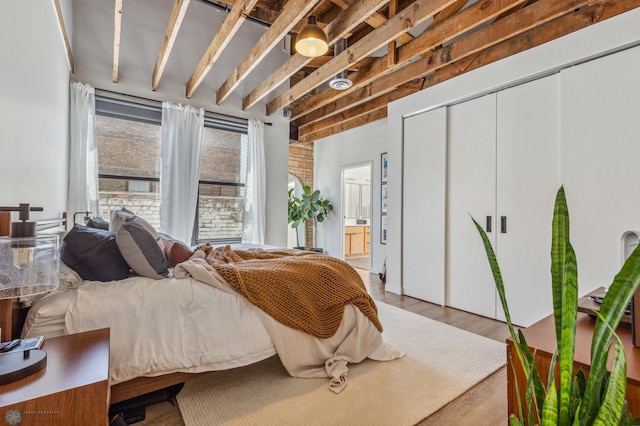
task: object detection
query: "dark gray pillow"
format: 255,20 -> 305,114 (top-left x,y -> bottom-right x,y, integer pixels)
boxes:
86,216 -> 109,230
61,225 -> 130,282
116,220 -> 169,279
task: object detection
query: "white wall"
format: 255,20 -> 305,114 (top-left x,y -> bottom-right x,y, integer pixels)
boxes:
385,8 -> 640,295
0,1 -> 72,220
70,0 -> 290,246
314,120 -> 388,273
560,45 -> 640,293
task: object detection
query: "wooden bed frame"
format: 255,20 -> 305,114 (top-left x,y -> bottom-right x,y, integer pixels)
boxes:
0,211 -> 206,404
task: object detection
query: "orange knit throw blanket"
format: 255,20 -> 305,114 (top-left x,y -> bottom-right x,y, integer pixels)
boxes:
200,245 -> 382,338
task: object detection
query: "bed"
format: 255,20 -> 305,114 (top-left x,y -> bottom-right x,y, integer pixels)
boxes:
1,210 -> 400,404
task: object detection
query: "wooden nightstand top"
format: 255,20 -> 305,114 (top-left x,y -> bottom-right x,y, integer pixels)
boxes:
0,328 -> 110,425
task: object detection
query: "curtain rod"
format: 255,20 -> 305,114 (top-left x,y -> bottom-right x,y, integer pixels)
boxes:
94,88 -> 272,126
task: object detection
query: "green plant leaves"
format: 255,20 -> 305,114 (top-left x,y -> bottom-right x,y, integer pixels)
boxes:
472,186 -> 640,425
551,187 -> 570,345
580,240 -> 640,424
591,319 -> 626,426
298,185 -> 333,248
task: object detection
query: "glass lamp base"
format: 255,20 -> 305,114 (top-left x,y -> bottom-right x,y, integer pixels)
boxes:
0,349 -> 47,385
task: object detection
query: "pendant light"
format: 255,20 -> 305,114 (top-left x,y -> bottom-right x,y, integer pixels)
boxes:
295,16 -> 328,58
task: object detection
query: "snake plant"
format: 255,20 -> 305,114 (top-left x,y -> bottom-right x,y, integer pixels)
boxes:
472,186 -> 640,425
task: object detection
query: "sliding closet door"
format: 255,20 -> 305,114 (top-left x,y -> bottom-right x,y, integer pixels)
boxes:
446,94 -> 497,318
402,107 -> 447,304
561,45 -> 640,296
495,74 -> 560,326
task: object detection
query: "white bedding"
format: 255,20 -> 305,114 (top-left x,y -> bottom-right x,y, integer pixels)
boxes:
24,274 -> 277,385
23,244 -> 401,390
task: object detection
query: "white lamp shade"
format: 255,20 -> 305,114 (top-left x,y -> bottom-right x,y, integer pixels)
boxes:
0,235 -> 59,299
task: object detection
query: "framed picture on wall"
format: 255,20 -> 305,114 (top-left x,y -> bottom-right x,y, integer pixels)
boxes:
381,183 -> 388,214
380,214 -> 387,244
381,152 -> 388,183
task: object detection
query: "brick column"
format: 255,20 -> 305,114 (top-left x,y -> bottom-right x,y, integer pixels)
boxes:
288,140 -> 314,249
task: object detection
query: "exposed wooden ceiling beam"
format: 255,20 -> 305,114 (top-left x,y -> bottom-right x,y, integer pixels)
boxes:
387,0 -> 398,66
241,0 -> 389,110
152,0 -> 191,91
301,107 -> 388,143
217,0 -> 275,9
298,0 -> 603,140
304,55 -> 377,71
292,0 -> 524,123
312,0 -> 640,142
331,0 -> 414,45
216,0 -> 322,106
52,0 -> 74,73
299,83 -> 419,140
113,0 -> 123,83
267,0 -> 461,116
185,0 -> 259,98
419,0 -> 639,94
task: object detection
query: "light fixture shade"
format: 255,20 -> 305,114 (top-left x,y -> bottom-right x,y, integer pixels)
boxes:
295,16 -> 328,58
0,235 -> 59,299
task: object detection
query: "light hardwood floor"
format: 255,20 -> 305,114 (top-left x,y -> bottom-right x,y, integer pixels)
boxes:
132,271 -> 511,426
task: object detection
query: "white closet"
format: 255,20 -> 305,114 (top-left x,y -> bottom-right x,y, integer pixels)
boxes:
447,93 -> 498,319
402,107 -> 447,304
447,74 -> 561,327
561,45 -> 640,294
402,74 -> 561,327
493,74 -> 561,325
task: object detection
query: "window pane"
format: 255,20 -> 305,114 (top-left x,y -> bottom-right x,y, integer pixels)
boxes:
195,127 -> 247,243
95,101 -> 248,245
95,115 -> 161,228
197,183 -> 245,241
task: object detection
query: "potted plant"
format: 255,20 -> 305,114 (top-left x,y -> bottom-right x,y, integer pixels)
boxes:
299,185 -> 333,253
287,188 -> 304,250
472,186 -> 640,425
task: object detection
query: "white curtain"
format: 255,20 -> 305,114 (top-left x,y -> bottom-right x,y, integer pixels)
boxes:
68,81 -> 99,219
242,118 -> 266,244
160,102 -> 204,244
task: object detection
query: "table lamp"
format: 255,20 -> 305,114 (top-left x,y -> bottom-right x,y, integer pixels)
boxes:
0,204 -> 59,385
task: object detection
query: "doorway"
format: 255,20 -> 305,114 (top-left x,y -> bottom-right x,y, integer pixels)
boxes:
342,163 -> 372,271
287,174 -> 305,249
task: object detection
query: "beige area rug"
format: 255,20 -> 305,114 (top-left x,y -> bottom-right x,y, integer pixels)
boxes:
176,302 -> 506,426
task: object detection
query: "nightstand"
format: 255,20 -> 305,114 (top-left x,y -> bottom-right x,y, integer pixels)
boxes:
0,328 -> 110,425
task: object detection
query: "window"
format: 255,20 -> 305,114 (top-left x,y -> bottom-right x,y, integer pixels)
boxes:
128,180 -> 151,193
193,124 -> 247,244
95,110 -> 162,230
95,96 -> 248,244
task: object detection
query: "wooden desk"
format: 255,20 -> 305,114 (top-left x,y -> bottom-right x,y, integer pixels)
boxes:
507,312 -> 640,419
0,328 -> 110,425
576,286 -> 632,326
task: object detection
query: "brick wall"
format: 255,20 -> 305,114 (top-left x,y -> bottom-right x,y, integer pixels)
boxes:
96,115 -> 243,194
288,141 -> 314,248
98,192 -> 244,242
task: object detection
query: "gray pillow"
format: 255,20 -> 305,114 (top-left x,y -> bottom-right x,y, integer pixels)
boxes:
116,220 -> 169,279
109,209 -> 164,253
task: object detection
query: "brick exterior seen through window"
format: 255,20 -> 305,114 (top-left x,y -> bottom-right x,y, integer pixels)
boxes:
95,115 -> 246,243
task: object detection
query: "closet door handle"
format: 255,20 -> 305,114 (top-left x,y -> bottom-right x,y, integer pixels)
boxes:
501,216 -> 507,234
486,216 -> 492,233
